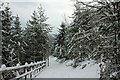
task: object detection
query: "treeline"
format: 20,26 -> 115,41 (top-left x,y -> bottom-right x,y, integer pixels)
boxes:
53,0 -> 120,79
1,4 -> 51,67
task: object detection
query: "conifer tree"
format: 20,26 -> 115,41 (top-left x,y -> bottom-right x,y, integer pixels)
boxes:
24,5 -> 51,63
1,6 -> 16,66
53,22 -> 68,60
11,15 -> 23,64
77,0 -> 120,79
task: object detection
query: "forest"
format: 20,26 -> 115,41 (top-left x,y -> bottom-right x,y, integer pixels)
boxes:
0,0 -> 120,79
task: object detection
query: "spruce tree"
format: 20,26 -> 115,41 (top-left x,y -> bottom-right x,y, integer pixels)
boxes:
53,22 -> 67,60
11,15 -> 23,64
1,6 -> 16,67
24,5 -> 51,63
78,0 -> 120,79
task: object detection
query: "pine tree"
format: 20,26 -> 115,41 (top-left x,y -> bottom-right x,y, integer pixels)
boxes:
65,1 -> 97,67
11,15 -> 24,64
24,5 -> 51,63
94,1 -> 120,79
1,6 -> 16,67
78,0 -> 120,79
0,2 -> 5,67
53,22 -> 68,60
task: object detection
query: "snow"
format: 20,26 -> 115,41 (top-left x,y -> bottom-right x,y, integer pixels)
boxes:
110,72 -> 118,77
16,63 -> 20,68
10,48 -> 14,54
67,45 -> 73,54
16,64 -> 20,76
65,60 -> 74,66
18,42 -> 20,46
0,61 -> 45,71
1,30 -> 9,34
25,62 -> 28,66
36,56 -> 100,78
1,64 -> 6,70
13,34 -> 19,37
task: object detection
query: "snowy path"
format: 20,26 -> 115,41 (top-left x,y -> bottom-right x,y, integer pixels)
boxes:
36,56 -> 100,78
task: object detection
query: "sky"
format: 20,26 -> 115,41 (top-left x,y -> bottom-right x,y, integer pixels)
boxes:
1,0 -> 91,34
1,0 -> 75,34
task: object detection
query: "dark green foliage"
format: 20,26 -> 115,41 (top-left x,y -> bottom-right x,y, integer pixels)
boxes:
1,6 -> 16,67
53,0 -> 120,79
2,7 -> 25,66
24,5 -> 51,63
53,22 -> 68,59
1,4 -> 51,67
11,15 -> 24,64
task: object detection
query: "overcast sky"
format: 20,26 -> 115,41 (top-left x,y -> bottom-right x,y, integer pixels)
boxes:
1,0 -> 91,34
5,0 -> 74,34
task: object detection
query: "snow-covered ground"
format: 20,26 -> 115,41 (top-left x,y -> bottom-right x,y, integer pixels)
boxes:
36,56 -> 100,78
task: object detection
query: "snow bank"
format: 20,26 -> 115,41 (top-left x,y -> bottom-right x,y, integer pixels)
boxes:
65,60 -> 74,66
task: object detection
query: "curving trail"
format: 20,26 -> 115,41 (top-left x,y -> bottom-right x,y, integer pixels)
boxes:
36,56 -> 100,78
